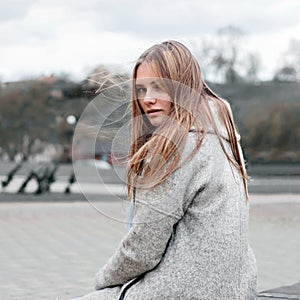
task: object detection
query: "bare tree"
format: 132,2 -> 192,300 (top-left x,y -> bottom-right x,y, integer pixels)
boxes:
191,25 -> 257,83
215,25 -> 244,83
274,39 -> 300,82
245,53 -> 261,83
273,66 -> 297,82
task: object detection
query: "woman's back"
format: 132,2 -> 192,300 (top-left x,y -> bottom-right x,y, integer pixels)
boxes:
124,132 -> 257,299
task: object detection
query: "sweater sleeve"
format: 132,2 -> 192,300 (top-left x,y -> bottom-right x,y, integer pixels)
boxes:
95,134 -> 214,290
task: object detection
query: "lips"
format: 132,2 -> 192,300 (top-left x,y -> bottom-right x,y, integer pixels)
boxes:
147,109 -> 163,115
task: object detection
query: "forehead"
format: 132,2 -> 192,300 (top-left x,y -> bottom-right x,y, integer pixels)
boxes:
136,63 -> 159,85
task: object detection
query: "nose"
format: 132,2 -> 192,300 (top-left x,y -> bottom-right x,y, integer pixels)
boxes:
142,88 -> 157,104
142,96 -> 156,104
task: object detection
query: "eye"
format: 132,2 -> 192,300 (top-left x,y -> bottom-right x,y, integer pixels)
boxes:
136,86 -> 147,99
137,87 -> 146,93
153,83 -> 162,91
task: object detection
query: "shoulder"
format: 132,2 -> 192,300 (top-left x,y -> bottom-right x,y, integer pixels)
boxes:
179,131 -> 221,174
207,98 -> 241,142
184,130 -> 220,157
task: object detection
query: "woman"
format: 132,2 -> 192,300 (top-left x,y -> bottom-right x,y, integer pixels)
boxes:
78,40 -> 257,299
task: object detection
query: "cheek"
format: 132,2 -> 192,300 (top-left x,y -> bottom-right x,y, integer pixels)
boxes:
163,101 -> 172,114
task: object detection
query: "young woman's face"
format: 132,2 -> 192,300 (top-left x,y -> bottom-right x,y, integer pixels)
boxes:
136,63 -> 172,127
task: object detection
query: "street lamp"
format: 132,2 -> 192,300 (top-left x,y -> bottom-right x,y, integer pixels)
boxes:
66,115 -> 77,125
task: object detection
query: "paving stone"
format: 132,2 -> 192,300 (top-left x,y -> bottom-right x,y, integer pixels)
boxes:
0,194 -> 299,299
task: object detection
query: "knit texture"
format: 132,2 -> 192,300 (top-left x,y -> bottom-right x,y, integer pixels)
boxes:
79,132 -> 257,300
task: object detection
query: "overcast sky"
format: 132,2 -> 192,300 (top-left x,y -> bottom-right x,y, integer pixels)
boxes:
1,0 -> 300,82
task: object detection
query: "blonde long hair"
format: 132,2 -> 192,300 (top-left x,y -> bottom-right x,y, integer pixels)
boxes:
127,40 -> 249,198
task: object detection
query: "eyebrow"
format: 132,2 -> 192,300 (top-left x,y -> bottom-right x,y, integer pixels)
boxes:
135,79 -> 160,86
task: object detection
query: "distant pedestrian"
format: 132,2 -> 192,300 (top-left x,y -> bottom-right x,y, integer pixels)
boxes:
73,40 -> 257,299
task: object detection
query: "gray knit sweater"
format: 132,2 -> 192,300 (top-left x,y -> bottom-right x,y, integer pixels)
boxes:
80,132 -> 257,300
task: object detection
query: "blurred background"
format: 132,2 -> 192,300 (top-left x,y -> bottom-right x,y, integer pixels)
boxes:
0,1 -> 299,299
0,1 -> 299,172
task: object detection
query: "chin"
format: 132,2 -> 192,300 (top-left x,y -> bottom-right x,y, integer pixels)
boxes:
149,120 -> 163,127
147,115 -> 166,127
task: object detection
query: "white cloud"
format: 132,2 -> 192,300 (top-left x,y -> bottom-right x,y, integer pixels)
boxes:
0,0 -> 34,22
1,0 -> 300,81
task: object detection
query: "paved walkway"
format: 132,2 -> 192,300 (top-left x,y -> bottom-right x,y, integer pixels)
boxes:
0,194 -> 299,300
